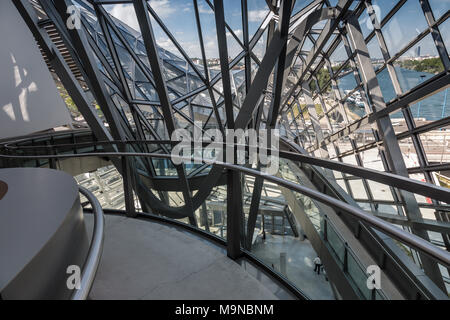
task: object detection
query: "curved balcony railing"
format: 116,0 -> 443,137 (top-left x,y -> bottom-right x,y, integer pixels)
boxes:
2,150 -> 449,264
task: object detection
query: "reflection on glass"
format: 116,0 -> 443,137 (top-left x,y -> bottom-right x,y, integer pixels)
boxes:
381,0 -> 428,57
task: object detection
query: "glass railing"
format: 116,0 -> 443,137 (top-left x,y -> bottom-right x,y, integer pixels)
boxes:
293,159 -> 450,296
278,159 -> 387,299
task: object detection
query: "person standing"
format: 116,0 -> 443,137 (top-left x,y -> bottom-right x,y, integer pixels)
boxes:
313,256 -> 322,275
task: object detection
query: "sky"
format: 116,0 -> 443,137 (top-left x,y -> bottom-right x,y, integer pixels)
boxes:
105,0 -> 273,59
104,0 -> 450,60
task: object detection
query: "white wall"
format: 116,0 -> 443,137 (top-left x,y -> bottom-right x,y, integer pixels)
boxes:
0,1 -> 72,139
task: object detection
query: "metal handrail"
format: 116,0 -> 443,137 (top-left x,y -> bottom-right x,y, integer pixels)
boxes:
74,186 -> 105,300
1,150 -> 449,268
2,136 -> 450,204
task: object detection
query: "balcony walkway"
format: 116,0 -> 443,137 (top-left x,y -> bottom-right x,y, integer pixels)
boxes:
84,214 -> 292,300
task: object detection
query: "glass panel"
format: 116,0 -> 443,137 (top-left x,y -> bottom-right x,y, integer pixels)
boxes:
367,37 -> 384,69
75,165 -> 126,210
329,41 -> 348,65
361,147 -> 385,171
428,0 -> 449,20
419,125 -> 450,166
326,225 -> 345,264
337,68 -> 358,97
252,29 -> 268,62
438,18 -> 450,57
368,180 -> 394,201
347,252 -> 372,299
381,0 -> 428,57
336,136 -> 353,154
358,9 -> 373,39
390,109 -> 409,134
398,137 -> 420,168
150,0 -> 206,75
348,179 -> 369,200
377,67 -> 397,103
223,0 -> 243,43
198,0 -> 219,64
247,0 -> 270,40
371,0 -> 400,23
410,88 -> 450,126
394,34 -> 442,94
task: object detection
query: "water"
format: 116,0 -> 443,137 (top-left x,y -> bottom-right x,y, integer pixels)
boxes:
338,67 -> 449,121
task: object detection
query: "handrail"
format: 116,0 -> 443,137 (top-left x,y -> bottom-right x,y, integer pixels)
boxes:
2,150 -> 449,268
2,136 -> 450,205
74,186 -> 105,300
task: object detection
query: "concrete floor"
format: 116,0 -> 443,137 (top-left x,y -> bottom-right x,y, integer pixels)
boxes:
251,234 -> 335,300
84,214 -> 289,300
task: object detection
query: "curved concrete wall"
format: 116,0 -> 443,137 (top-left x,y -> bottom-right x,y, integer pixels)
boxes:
0,168 -> 89,299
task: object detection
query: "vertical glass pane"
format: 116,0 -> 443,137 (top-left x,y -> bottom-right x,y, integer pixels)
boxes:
337,68 -> 358,97
223,0 -> 243,43
198,0 -> 219,62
